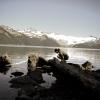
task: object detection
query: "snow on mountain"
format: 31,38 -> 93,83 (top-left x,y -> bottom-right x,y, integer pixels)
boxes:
18,28 -> 96,45
47,33 -> 96,45
18,28 -> 45,38
0,25 -> 60,47
1,25 -> 22,36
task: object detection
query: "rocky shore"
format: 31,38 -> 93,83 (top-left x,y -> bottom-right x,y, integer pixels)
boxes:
0,55 -> 100,100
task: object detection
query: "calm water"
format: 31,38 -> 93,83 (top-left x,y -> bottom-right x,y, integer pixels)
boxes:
0,45 -> 100,100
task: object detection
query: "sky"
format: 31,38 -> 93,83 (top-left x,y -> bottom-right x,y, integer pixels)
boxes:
0,0 -> 100,37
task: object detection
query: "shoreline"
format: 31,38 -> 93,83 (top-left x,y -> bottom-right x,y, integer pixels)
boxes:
0,44 -> 100,50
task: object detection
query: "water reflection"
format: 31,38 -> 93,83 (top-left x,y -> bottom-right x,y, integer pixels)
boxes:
66,48 -> 100,68
0,46 -> 54,57
0,46 -> 100,100
67,48 -> 100,60
0,46 -> 100,61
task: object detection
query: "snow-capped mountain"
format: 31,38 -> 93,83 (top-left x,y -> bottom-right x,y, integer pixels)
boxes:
0,25 -> 98,48
18,28 -> 47,38
46,33 -> 96,45
0,25 -> 59,47
18,28 -> 96,45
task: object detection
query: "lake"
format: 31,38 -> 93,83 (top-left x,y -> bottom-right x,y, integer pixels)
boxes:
0,45 -> 100,100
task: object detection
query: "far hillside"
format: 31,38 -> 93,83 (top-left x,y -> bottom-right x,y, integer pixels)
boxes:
72,38 -> 100,49
0,25 -> 60,47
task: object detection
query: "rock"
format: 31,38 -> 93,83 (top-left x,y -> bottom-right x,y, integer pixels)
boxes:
47,58 -> 100,97
36,57 -> 48,67
32,95 -> 40,100
0,55 -> 11,67
27,69 -> 45,84
11,72 -> 24,77
27,53 -> 38,72
9,73 -> 46,100
82,61 -> 94,70
42,65 -> 52,73
15,95 -> 33,100
0,66 -> 11,74
9,75 -> 38,86
0,55 -> 11,74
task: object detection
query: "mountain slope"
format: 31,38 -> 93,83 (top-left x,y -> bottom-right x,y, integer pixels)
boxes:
0,25 -> 99,48
0,26 -> 60,47
72,38 -> 100,49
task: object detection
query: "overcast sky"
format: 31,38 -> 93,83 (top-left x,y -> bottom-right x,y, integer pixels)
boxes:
0,0 -> 100,37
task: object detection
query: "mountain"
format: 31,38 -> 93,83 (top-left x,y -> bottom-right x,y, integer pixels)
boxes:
0,25 -> 60,47
0,25 -> 98,48
19,28 -> 99,48
72,38 -> 100,49
18,28 -> 96,47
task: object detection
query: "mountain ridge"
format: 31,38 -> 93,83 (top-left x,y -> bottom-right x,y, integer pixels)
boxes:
0,25 -> 99,49
18,27 -> 97,46
0,25 -> 60,47
72,38 -> 100,49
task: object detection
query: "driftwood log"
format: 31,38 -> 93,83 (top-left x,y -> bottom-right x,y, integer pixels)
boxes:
47,58 -> 100,96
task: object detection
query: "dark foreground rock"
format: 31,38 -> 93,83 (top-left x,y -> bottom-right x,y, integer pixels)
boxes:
9,69 -> 46,100
0,55 -> 11,74
11,72 -> 24,77
9,57 -> 100,100
47,58 -> 100,99
0,55 -> 11,67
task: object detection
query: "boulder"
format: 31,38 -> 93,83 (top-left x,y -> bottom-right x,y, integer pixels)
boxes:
47,58 -> 100,97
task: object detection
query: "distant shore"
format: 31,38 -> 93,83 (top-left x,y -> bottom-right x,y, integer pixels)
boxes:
0,44 -> 100,50
0,44 -> 61,49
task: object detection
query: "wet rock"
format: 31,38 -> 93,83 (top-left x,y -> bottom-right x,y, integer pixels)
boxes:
9,75 -> 38,86
36,57 -> 48,67
0,55 -> 11,74
27,55 -> 52,75
41,65 -> 52,74
0,66 -> 11,74
9,57 -> 100,100
68,63 -> 80,68
27,53 -> 38,72
92,69 -> 100,81
82,61 -> 94,70
11,71 -> 24,77
0,55 -> 11,67
10,75 -> 13,78
9,73 -> 46,100
47,58 -> 100,98
32,94 -> 40,100
27,69 -> 45,84
15,95 -> 33,100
